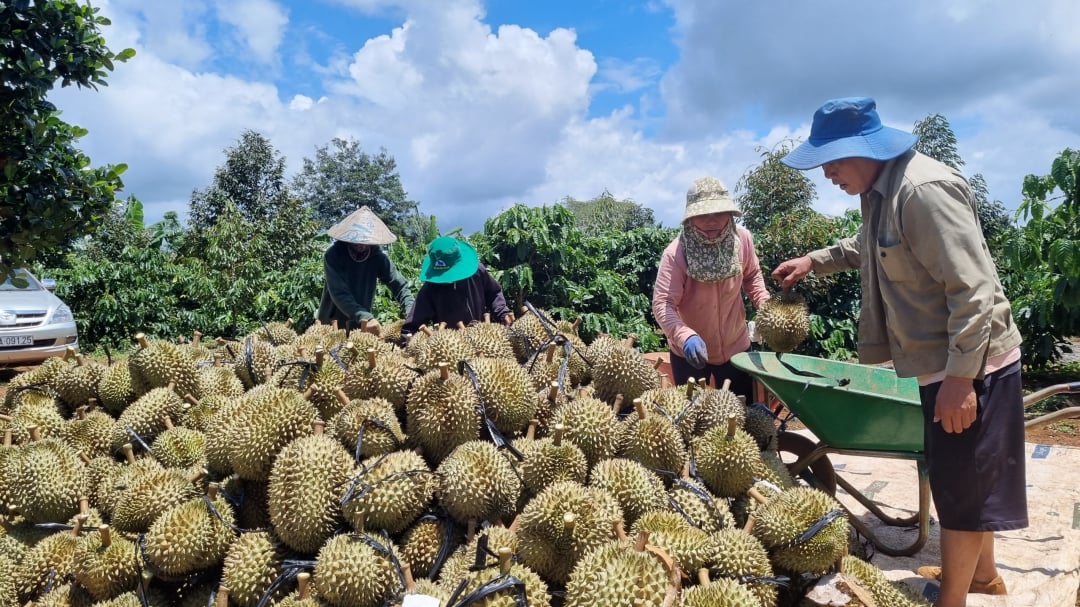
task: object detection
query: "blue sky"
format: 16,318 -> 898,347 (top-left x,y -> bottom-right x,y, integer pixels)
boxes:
53,0 -> 1080,234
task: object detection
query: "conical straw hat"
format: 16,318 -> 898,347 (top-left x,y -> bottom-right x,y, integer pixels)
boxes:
326,206 -> 397,244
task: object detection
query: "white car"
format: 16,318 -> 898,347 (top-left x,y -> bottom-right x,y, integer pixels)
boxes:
0,269 -> 78,365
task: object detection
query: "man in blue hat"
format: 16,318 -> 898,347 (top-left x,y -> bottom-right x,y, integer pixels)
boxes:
773,98 -> 1024,606
401,235 -> 512,335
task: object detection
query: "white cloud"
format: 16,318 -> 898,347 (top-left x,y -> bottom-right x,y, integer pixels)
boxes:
214,0 -> 290,64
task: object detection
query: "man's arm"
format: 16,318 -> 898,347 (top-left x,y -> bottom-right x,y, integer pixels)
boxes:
323,250 -> 370,321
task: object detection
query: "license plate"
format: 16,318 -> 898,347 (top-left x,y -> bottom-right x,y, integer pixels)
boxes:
1,335 -> 33,346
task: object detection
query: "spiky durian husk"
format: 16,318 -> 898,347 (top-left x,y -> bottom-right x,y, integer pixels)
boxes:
437,441 -> 521,525
0,555 -> 14,607
196,364 -> 245,400
563,538 -> 675,607
590,344 -> 660,406
91,456 -> 161,520
513,434 -> 588,498
13,530 -> 80,602
97,362 -> 136,413
110,467 -> 201,534
267,434 -> 354,554
222,531 -> 285,607
692,387 -> 745,437
53,356 -> 105,411
441,559 -> 550,607
344,333 -> 395,359
406,368 -> 481,462
462,320 -> 516,359
751,486 -> 849,574
709,528 -> 778,607
5,401 -> 66,443
380,319 -> 405,345
343,449 -> 437,534
437,524 -> 520,586
508,310 -> 553,363
253,320 -> 298,347
180,393 -> 230,433
588,458 -> 669,528
110,387 -> 186,453
755,450 -> 798,490
332,396 -> 405,459
73,527 -> 140,601
692,424 -> 761,498
2,357 -> 66,412
631,511 -> 716,573
668,477 -> 737,534
220,475 -> 273,530
150,426 -> 207,469
755,290 -> 810,353
515,481 -> 622,585
61,409 -> 115,459
227,387 -> 317,482
8,438 -> 83,524
840,555 -> 932,607
127,337 -> 201,399
616,406 -> 688,476
465,357 -> 537,436
743,405 -> 779,450
398,516 -> 463,580
550,396 -> 619,468
312,533 -> 402,607
144,495 -> 236,578
229,337 -> 279,389
342,350 -> 418,416
680,577 -> 760,607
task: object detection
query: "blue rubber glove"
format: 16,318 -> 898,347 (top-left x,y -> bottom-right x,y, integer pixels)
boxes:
683,335 -> 708,369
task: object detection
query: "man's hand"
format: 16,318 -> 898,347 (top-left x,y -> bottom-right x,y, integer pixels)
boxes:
361,317 -> 382,336
934,375 -> 978,434
772,256 -> 813,289
683,335 -> 709,369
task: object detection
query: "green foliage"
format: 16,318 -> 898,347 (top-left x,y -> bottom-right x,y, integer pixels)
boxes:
999,148 -> 1080,366
292,137 -> 417,234
968,173 -> 1016,255
0,0 -> 135,281
563,190 -> 657,236
735,140 -> 817,233
913,113 -> 964,171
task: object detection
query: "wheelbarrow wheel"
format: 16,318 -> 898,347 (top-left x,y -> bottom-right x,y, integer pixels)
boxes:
778,432 -> 837,496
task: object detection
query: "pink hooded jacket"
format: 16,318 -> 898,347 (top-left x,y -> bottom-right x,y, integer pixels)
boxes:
652,226 -> 770,365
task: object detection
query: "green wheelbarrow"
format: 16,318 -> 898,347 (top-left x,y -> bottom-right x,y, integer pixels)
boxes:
730,351 -> 1080,557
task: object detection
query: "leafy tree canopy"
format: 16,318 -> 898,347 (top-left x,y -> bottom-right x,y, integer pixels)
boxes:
563,190 -> 657,235
735,140 -> 816,232
913,113 -> 964,171
0,0 -> 135,282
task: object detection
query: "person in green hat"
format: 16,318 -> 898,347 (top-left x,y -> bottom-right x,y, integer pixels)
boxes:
401,236 -> 512,335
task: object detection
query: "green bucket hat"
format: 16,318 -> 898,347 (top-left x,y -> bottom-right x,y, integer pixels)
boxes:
420,236 -> 480,283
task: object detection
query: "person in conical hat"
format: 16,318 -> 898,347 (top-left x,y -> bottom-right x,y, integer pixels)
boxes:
651,175 -> 771,396
317,206 -> 414,335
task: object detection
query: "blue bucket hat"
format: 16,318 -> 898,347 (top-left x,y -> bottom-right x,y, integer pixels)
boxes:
781,97 -> 918,170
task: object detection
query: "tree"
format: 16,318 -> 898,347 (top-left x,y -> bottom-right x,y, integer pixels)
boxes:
186,130 -> 318,271
913,113 -> 964,171
292,137 -> 416,236
968,173 -> 1014,254
0,0 -> 135,282
734,140 -> 816,232
564,190 -> 657,235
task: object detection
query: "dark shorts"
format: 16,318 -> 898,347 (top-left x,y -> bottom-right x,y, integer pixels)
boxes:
668,350 -> 753,400
919,361 -> 1028,532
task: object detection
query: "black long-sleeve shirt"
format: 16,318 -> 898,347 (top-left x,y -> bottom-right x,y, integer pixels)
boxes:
402,263 -> 511,333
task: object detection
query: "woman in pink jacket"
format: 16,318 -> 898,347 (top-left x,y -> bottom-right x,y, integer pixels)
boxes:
652,176 -> 770,397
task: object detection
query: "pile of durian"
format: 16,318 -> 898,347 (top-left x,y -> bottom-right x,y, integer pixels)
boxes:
0,310 -> 927,607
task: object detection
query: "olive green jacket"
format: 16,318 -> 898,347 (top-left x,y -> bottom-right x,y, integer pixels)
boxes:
317,242 -> 414,329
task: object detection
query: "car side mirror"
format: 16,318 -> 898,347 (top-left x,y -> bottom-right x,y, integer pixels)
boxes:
41,278 -> 57,291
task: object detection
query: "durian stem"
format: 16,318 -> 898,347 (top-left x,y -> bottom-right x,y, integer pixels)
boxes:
208,483 -> 220,500
87,398 -> 99,412
563,512 -> 577,534
696,568 -> 711,585
721,378 -> 732,392
331,319 -> 339,330
573,317 -> 582,331
296,573 -> 312,599
420,325 -> 434,336
611,393 -> 625,415
437,362 -> 450,381
546,382 -> 558,402
167,380 -> 176,392
1,428 -> 9,447
545,346 -> 555,364
286,318 -> 294,328
135,333 -> 149,349
552,424 -> 566,446
679,458 -> 691,479
193,330 -> 203,347
213,352 -> 223,367
685,377 -> 696,398
334,388 -> 351,407
612,519 -> 627,541
525,419 -> 538,440
402,562 -> 417,591
79,495 -> 89,515
79,452 -> 92,465
457,321 -> 466,330
497,547 -> 512,574
315,347 -> 326,367
312,419 -> 326,434
122,443 -> 136,465
743,516 -> 756,534
0,414 -> 10,423
99,525 -> 112,548
163,416 -> 174,430
183,394 -> 200,408
188,467 -> 208,484
27,425 -> 40,442
367,348 -> 378,369
725,415 -> 738,440
71,514 -> 88,537
748,487 -> 769,505
214,585 -> 229,607
76,406 -> 87,420
484,312 -> 491,323
302,387 -> 315,402
634,529 -> 649,552
633,398 -> 647,420
66,345 -> 78,361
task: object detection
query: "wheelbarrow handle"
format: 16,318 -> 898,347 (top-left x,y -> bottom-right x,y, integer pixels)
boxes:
1023,381 -> 1080,408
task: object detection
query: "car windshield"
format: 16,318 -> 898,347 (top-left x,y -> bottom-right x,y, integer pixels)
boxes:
0,269 -> 42,292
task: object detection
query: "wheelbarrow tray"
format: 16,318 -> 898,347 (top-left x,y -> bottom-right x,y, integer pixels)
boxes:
731,351 -> 924,452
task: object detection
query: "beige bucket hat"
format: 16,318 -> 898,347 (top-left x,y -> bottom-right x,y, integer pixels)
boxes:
326,206 -> 398,245
683,176 -> 741,221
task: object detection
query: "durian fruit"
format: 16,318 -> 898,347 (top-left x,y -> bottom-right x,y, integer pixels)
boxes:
0,511 -> 55,565
343,449 -> 437,534
150,417 -> 206,469
255,319 -> 298,347
22,581 -> 93,607
312,533 -> 403,607
110,386 -> 186,453
274,571 -> 329,607
267,422 -> 354,554
143,484 -> 237,577
617,398 -> 688,476
202,392 -> 251,476
180,393 -> 230,433
196,354 -> 245,400
531,381 -> 568,437
227,387 -> 317,482
381,319 -> 405,345
4,400 -> 66,442
222,530 -> 286,607
97,361 -> 136,413
551,395 -> 619,468
341,348 -> 419,417
465,357 -> 538,436
590,343 -> 661,406
638,381 -> 700,442
515,480 -> 622,585
526,338 -> 589,390
294,347 -> 348,421
840,555 -> 932,607
73,525 -> 140,601
91,445 -> 159,519
2,357 -> 66,412
681,569 -> 760,607
562,527 -> 681,607
53,350 -> 106,411
755,450 -> 798,491
440,544 -> 551,607
406,363 -> 481,462
343,333 -> 394,360
692,417 -> 761,498
0,554 -> 14,607
708,528 -> 778,607
13,515 -> 87,602
437,523 -> 520,586
514,423 -> 588,498
668,476 -> 737,534
219,474 -> 273,531
507,308 -> 554,363
437,440 -> 521,526
127,334 -> 202,399
692,381 -> 746,436
61,404 -> 115,459
750,486 -> 849,574
229,336 -> 279,389
631,510 -> 716,573
754,290 -> 810,353
297,320 -> 348,353
401,568 -> 448,606
588,458 -> 669,528
8,434 -> 84,523
744,404 -> 779,450
331,391 -> 405,459
462,317 -> 516,360
416,326 -> 473,370
110,465 -> 203,534
398,515 -> 463,580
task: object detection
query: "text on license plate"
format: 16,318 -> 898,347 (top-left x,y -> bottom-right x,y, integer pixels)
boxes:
1,335 -> 33,346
